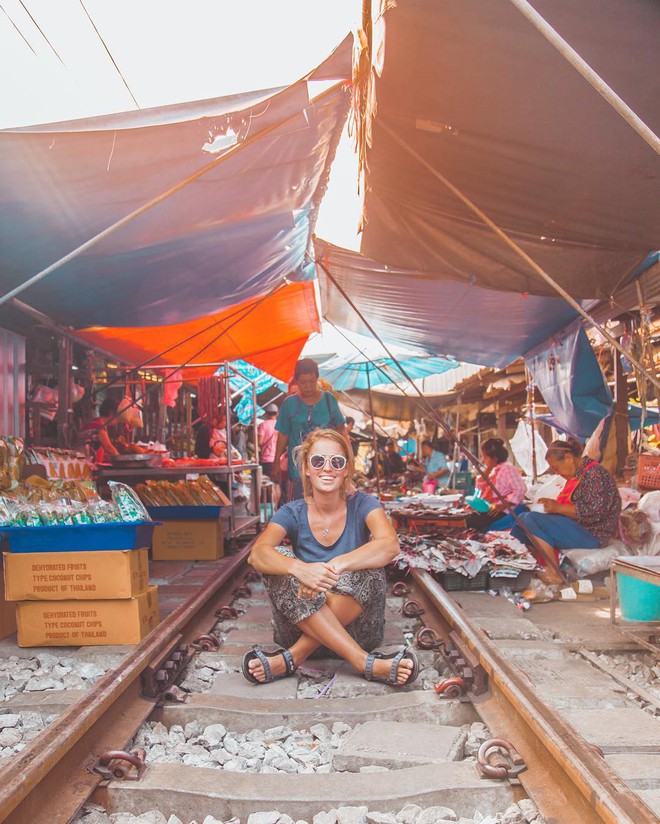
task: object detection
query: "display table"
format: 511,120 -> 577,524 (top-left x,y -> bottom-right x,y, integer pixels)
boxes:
96,463 -> 261,545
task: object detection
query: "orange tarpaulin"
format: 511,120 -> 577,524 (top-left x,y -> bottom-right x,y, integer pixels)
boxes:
77,281 -> 319,382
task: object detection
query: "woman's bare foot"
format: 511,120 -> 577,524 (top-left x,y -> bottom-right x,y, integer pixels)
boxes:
247,649 -> 292,683
371,655 -> 415,684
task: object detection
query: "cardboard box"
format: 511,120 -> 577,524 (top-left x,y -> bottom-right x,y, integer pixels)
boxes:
0,564 -> 16,640
16,585 -> 159,647
4,549 -> 149,601
152,519 -> 223,561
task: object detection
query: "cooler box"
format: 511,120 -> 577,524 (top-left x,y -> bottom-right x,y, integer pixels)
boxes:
0,521 -> 158,554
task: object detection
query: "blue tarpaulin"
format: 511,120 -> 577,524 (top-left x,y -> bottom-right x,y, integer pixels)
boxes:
525,319 -> 613,439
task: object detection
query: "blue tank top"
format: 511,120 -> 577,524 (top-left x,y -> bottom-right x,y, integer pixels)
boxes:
270,491 -> 382,563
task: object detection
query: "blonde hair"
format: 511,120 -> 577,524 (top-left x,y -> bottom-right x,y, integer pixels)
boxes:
292,428 -> 355,499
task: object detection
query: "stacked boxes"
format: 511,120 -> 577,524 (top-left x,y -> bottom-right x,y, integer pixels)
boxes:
148,506 -> 224,561
1,524 -> 159,647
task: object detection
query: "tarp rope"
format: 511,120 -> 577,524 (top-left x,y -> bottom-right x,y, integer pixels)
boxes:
318,258 -> 566,579
377,120 -> 660,394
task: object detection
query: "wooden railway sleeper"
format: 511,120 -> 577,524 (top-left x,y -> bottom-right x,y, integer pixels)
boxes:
477,738 -> 527,780
93,749 -> 147,781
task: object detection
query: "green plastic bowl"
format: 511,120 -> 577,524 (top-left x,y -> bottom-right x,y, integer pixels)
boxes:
466,495 -> 490,513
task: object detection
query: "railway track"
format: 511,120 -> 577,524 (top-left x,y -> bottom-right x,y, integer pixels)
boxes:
0,542 -> 658,824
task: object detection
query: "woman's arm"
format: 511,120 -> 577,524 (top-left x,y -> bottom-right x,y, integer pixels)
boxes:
538,498 -> 577,518
271,431 -> 288,482
330,508 -> 399,574
98,428 -> 119,457
248,521 -> 338,593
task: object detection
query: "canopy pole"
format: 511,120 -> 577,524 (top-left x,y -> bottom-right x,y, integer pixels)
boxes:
319,260 -> 566,580
508,0 -> 660,155
366,364 -> 382,498
0,81 -> 347,309
378,120 -> 660,394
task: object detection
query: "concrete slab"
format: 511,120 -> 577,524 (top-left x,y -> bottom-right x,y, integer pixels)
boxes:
562,708 -> 660,752
221,629 -> 279,645
638,790 -> 660,817
329,662 -> 418,698
208,671 -> 298,699
148,561 -> 193,584
492,640 -> 567,659
234,605 -> 274,624
333,721 -> 465,771
520,599 -> 625,646
448,592 -> 543,640
504,657 -> 627,710
156,690 -> 478,733
606,753 -> 660,789
3,688 -> 85,715
103,761 -> 515,823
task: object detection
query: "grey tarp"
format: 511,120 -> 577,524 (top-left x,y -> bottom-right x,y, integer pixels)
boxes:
359,0 -> 659,300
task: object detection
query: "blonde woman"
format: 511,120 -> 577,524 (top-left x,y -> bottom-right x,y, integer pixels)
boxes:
244,428 -> 418,687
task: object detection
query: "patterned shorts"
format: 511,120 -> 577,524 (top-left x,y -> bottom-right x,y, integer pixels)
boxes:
262,546 -> 386,652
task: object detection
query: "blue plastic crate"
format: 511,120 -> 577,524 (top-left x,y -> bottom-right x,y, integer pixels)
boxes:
146,506 -> 225,521
0,521 -> 158,553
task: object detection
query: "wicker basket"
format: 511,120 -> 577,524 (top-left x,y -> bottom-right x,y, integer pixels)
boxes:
637,453 -> 660,491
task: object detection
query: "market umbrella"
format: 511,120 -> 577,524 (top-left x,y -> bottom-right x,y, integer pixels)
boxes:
318,352 -> 458,496
318,353 -> 458,392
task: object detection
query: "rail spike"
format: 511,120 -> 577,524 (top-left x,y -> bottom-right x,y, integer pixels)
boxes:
401,599 -> 425,618
94,749 -> 146,781
415,626 -> 440,650
193,634 -> 220,651
215,605 -> 239,620
477,738 -> 527,780
434,676 -> 466,698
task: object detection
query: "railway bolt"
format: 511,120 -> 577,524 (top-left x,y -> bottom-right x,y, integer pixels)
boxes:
244,570 -> 261,583
401,599 -> 425,618
434,676 -> 467,698
232,585 -> 251,599
415,626 -> 440,650
215,605 -> 239,620
193,634 -> 221,651
477,738 -> 527,780
392,582 -> 411,596
94,749 -> 146,781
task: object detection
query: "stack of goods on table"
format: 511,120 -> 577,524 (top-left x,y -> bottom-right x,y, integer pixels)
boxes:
24,445 -> 94,480
0,447 -> 158,646
135,477 -> 230,562
391,520 -> 537,592
109,438 -> 170,468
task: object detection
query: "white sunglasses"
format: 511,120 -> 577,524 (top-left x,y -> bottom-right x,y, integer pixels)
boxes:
309,453 -> 347,471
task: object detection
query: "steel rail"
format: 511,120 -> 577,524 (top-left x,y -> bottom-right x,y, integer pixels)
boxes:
0,543 -> 253,824
412,570 -> 658,824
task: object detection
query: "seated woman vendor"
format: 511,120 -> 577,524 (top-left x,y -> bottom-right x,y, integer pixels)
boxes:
466,438 -> 527,532
244,428 -> 419,687
407,440 -> 449,489
511,439 -> 621,580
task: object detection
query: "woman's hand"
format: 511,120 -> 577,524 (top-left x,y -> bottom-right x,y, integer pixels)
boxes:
292,560 -> 339,594
538,497 -> 561,515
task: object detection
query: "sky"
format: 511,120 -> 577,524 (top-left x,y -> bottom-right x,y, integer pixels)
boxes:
0,0 -> 362,248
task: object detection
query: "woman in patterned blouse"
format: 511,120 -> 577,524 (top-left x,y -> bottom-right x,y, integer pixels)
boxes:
467,437 -> 528,532
511,439 -> 621,580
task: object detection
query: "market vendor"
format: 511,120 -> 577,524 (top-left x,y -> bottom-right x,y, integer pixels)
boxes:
466,438 -> 527,531
382,440 -> 405,479
407,439 -> 449,488
81,399 -> 120,463
272,358 -> 350,501
511,439 -> 621,580
244,428 -> 418,687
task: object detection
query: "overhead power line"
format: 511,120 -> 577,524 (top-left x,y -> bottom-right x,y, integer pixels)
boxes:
18,0 -> 66,66
77,0 -> 140,108
0,3 -> 37,55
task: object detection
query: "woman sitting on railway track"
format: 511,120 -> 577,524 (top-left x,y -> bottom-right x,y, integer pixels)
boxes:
244,428 -> 419,687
